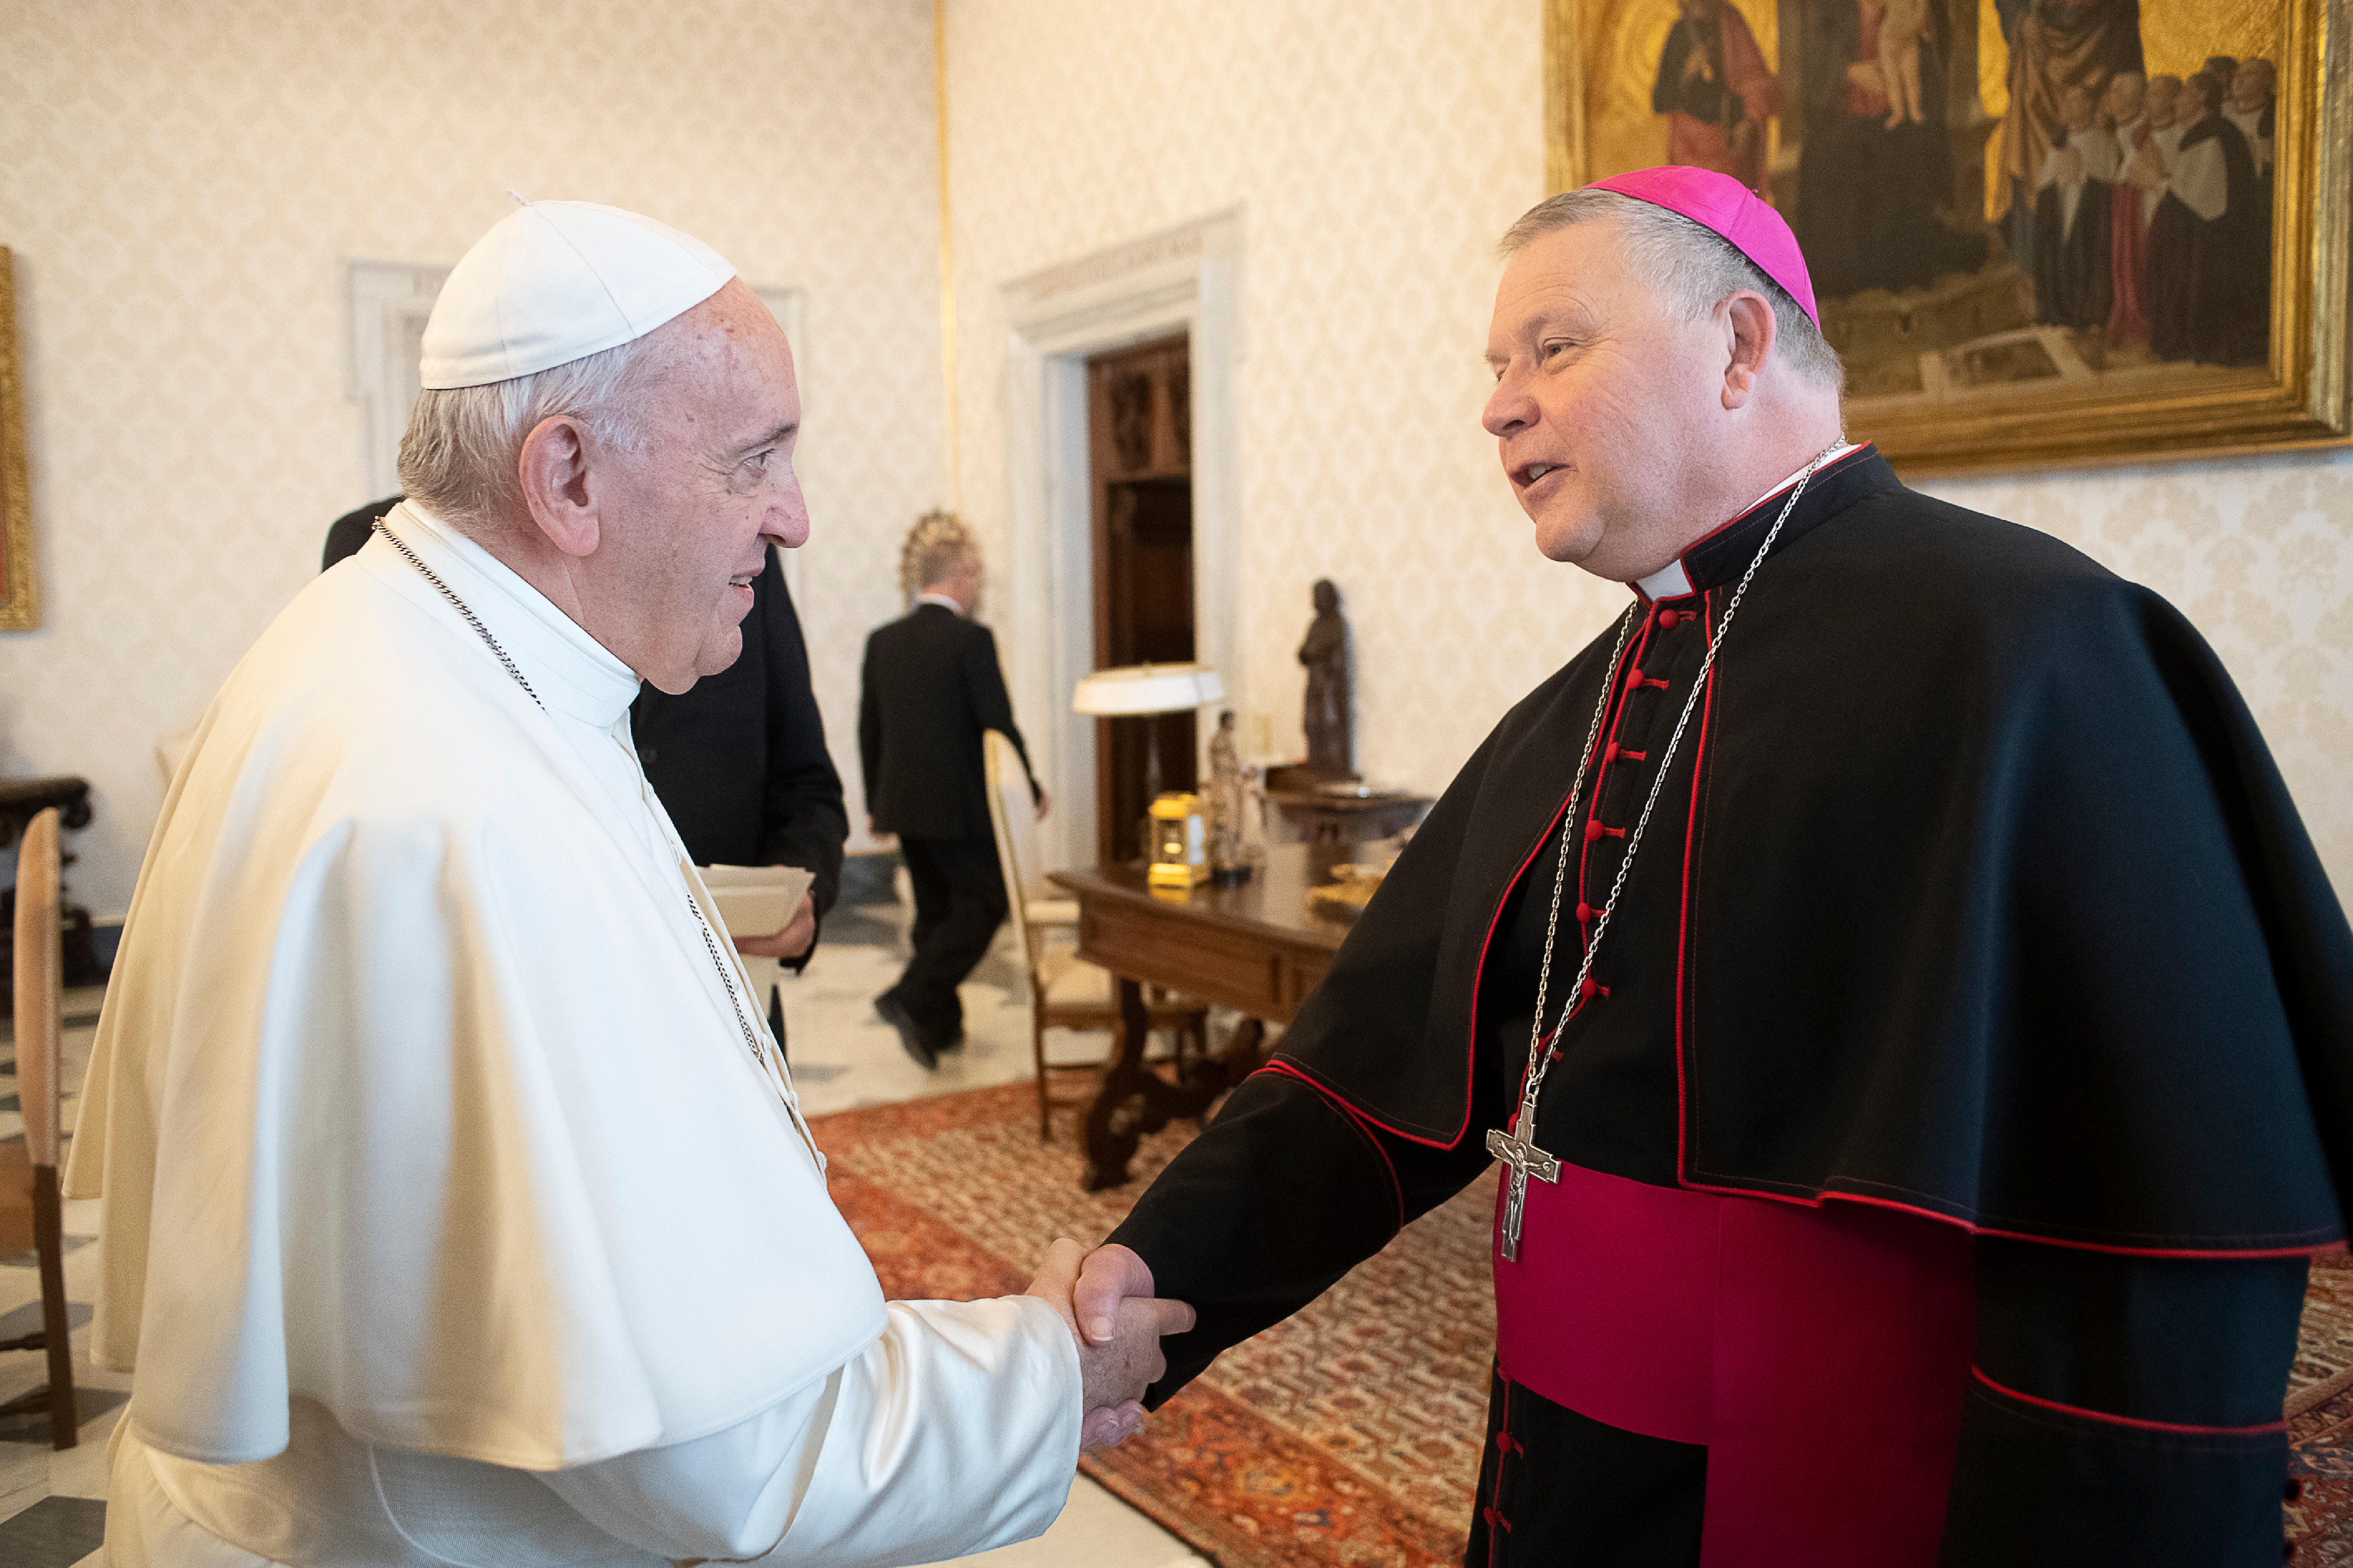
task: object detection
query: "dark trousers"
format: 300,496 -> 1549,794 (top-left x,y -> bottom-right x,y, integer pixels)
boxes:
887,834 -> 1009,1041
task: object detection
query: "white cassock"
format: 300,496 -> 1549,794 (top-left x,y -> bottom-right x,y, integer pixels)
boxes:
66,503 -> 1080,1568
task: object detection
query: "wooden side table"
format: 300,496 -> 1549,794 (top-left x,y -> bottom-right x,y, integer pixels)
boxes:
1049,840 -> 1371,1189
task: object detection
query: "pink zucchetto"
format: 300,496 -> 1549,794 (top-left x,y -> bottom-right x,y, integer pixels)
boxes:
1586,166 -> 1819,327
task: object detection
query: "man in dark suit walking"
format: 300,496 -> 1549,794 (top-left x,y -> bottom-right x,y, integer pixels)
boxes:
861,533 -> 1044,1067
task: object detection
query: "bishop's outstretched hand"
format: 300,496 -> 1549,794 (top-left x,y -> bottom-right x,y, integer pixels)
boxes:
1026,1239 -> 1194,1449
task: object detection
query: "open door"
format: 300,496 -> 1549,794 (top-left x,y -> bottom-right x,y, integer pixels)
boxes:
1085,334 -> 1195,863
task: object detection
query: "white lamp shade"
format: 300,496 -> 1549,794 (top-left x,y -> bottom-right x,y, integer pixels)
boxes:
1072,662 -> 1225,716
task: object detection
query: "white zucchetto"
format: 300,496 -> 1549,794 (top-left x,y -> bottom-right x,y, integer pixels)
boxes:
418,199 -> 736,390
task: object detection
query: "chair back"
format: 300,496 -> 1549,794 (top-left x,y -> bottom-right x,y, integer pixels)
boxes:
12,808 -> 61,1168
982,729 -> 1042,968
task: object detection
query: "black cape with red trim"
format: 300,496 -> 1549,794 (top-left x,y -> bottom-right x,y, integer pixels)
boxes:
1271,447 -> 2353,1255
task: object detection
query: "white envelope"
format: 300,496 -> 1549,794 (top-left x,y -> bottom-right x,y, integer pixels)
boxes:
699,863 -> 816,941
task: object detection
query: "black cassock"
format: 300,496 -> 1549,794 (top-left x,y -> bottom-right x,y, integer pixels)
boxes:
2031,144 -> 2112,330
2148,113 -> 2267,368
1111,448 -> 2352,1565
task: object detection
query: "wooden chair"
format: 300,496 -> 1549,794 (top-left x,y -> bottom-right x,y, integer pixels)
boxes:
982,731 -> 1206,1142
0,807 -> 76,1449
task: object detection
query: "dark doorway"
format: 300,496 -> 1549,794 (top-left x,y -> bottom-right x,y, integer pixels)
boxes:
1086,334 -> 1195,863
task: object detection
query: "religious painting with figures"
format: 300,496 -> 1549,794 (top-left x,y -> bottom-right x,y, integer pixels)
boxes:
1546,0 -> 2349,471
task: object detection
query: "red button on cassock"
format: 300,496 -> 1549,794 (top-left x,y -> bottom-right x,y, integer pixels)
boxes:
1575,901 -> 1593,922
1585,820 -> 1606,842
1626,668 -> 1644,692
1604,742 -> 1620,761
1658,609 -> 1679,628
1580,975 -> 1599,999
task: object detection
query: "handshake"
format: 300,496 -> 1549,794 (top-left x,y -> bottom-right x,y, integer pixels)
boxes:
1025,1239 -> 1196,1449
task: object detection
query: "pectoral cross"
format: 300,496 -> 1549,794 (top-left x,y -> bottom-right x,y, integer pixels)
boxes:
1487,1109 -> 1560,1263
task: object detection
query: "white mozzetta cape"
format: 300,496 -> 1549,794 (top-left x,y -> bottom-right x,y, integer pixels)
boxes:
71,507 -> 921,1473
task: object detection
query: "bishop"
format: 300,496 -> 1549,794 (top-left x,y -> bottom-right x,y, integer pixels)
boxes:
1069,167 -> 2353,1563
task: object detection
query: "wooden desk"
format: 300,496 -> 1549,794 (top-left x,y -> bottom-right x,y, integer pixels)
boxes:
1050,840 -> 1369,1190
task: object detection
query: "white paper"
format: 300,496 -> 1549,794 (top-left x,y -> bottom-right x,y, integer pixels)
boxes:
700,863 -> 817,940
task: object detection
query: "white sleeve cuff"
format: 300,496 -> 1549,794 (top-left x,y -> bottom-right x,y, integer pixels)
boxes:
537,1295 -> 1083,1565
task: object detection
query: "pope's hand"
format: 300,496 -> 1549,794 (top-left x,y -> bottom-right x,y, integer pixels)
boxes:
1027,1238 -> 1195,1448
733,893 -> 815,959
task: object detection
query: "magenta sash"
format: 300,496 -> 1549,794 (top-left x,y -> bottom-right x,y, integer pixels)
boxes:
1492,1159 -> 1974,1566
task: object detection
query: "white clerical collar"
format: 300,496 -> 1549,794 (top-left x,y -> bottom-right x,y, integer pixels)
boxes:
1638,559 -> 1695,600
916,591 -> 965,614
374,502 -> 643,729
1638,441 -> 1858,602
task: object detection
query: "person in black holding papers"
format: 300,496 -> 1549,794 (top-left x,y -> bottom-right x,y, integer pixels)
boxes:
860,518 -> 1044,1068
630,543 -> 846,971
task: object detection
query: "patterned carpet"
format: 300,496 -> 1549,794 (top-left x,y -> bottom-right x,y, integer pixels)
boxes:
812,1083 -> 2353,1567
2291,1254 -> 2353,1559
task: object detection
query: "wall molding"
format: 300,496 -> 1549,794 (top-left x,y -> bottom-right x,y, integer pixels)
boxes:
343,258 -> 449,503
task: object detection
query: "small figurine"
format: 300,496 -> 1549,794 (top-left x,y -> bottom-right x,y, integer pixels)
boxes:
1298,579 -> 1354,780
1206,710 -> 1251,880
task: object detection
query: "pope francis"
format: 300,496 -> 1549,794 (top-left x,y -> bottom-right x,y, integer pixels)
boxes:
66,199 -> 1189,1568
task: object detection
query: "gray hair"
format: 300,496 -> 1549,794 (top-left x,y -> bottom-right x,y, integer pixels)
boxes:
395,335 -> 664,531
1500,190 -> 1844,393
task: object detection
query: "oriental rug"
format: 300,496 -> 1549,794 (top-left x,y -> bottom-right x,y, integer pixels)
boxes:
810,1083 -> 2353,1567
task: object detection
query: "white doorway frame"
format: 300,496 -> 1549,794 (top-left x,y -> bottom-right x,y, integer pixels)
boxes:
343,259 -> 451,502
999,209 -> 1245,872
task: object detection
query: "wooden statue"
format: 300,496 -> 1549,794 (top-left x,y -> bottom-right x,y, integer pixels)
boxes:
1298,578 -> 1354,780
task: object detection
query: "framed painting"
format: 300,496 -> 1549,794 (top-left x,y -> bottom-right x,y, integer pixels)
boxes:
1545,0 -> 2352,473
0,247 -> 35,631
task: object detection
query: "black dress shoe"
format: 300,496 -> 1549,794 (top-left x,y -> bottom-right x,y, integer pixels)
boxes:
875,992 -> 939,1070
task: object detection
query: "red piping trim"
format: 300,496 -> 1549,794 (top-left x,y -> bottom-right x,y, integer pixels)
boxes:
1440,622 -> 1646,1151
1572,614 -> 1658,967
1670,444 -> 1876,573
1485,1376 -> 1515,1562
1665,1178 -> 2349,1259
1258,1059 -> 1406,1232
1970,1368 -> 2288,1435
1673,590 -> 1719,1178
1260,1053 -> 1459,1151
1660,577 -> 2338,1261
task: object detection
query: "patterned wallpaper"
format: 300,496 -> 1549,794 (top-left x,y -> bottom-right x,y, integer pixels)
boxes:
0,0 -> 945,914
4,0 -> 2346,915
943,0 -> 2352,903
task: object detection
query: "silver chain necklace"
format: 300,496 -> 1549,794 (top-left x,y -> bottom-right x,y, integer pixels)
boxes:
373,519 -> 777,1087
1488,443 -> 1841,1261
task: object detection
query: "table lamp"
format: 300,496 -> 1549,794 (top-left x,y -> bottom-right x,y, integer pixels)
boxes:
1072,661 -> 1225,839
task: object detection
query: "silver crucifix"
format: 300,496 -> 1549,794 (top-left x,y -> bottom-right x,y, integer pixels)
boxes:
1487,1110 -> 1560,1263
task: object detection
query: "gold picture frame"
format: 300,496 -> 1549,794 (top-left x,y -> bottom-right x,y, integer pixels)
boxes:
0,248 -> 37,631
1545,0 -> 2351,475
